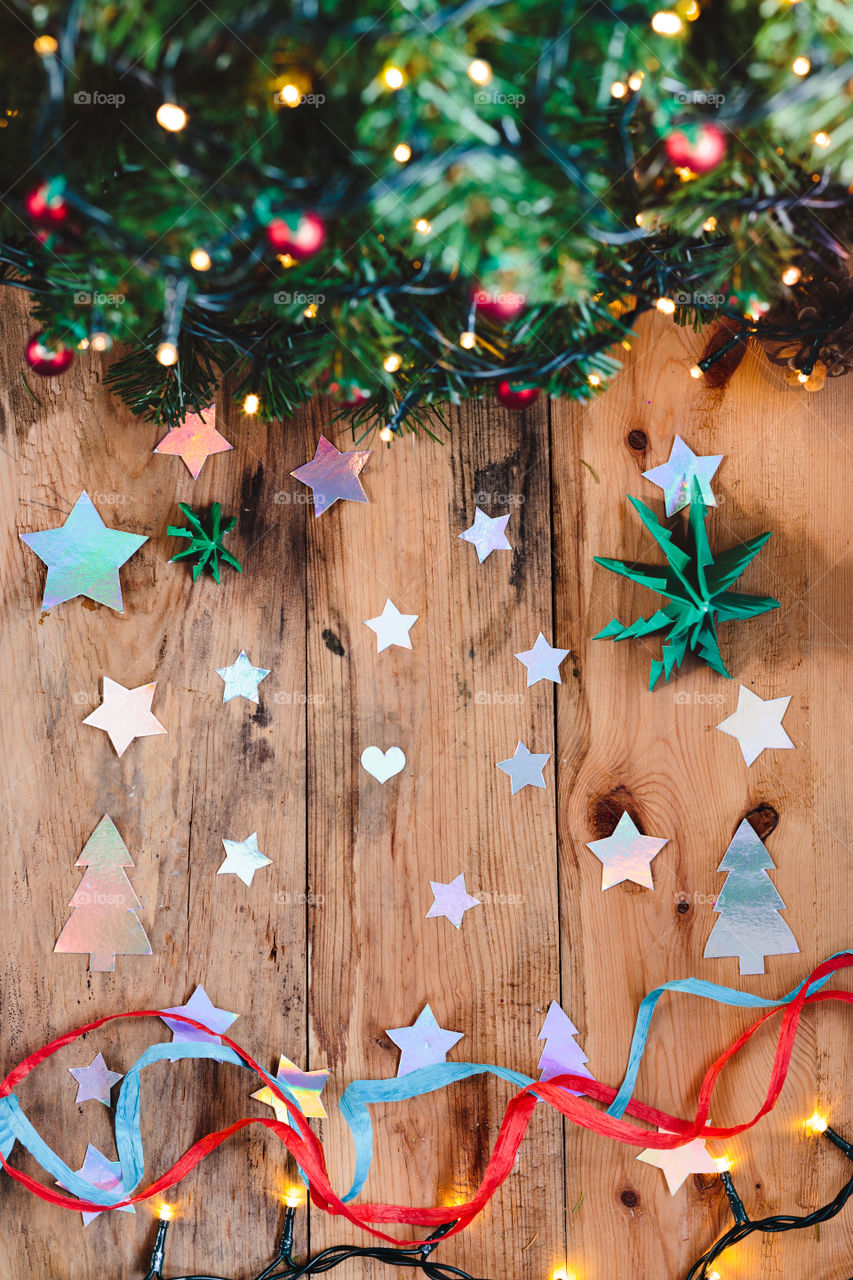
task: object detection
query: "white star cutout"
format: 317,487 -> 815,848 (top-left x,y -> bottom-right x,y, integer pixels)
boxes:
515,632 -> 570,685
217,832 -> 272,887
364,598 -> 419,652
636,1130 -> 721,1195
716,685 -> 794,766
82,677 -> 167,757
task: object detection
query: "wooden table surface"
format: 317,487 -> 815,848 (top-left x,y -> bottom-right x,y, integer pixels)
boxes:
1,290 -> 851,1280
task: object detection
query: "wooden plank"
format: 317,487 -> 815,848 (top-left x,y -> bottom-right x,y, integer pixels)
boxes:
304,397 -> 566,1278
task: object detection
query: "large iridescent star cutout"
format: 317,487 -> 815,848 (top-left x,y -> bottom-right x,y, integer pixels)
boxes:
216,650 -> 270,704
56,1144 -> 135,1225
716,685 -> 794,766
642,435 -> 723,517
365,598 -> 419,652
154,406 -> 233,478
68,1052 -> 123,1106
636,1130 -> 721,1195
496,741 -> 551,794
459,508 -> 512,563
426,874 -> 481,929
291,435 -> 370,516
20,491 -> 147,612
217,832 -> 272,887
585,811 -> 668,890
160,985 -> 238,1048
251,1055 -> 330,1119
386,1004 -> 464,1076
515,632 -> 570,686
82,677 -> 167,757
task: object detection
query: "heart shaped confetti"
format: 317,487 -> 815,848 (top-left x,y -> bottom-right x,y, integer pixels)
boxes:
360,746 -> 406,784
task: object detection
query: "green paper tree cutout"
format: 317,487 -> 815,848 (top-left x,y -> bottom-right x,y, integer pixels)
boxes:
167,502 -> 242,582
54,815 -> 152,973
703,819 -> 799,975
593,479 -> 779,690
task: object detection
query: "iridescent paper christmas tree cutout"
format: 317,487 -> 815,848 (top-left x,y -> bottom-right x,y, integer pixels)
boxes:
593,479 -> 779,690
54,815 -> 152,972
703,819 -> 798,976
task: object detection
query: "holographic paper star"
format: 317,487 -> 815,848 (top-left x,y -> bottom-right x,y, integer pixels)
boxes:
56,1144 -> 135,1225
217,832 -> 272,887
82,677 -> 167,757
642,435 -> 723,516
459,508 -> 512,562
426,874 -> 481,929
585,811 -> 668,890
291,435 -> 370,516
386,1004 -> 464,1076
365,599 -> 419,652
636,1130 -> 721,1195
716,685 -> 794,766
216,650 -> 270,703
496,741 -> 550,794
154,406 -> 232,478
251,1055 -> 330,1119
20,491 -> 147,612
68,1053 -> 123,1106
160,985 -> 238,1048
515,632 -> 570,686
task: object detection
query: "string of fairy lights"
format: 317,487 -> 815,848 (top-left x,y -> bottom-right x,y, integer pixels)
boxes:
134,1111 -> 853,1280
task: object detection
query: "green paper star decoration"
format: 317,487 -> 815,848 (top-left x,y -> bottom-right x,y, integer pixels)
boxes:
167,503 -> 241,583
593,479 -> 779,691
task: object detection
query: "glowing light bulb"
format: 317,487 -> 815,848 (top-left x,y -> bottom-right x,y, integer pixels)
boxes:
651,11 -> 682,35
156,102 -> 188,132
806,1111 -> 828,1133
655,296 -> 676,314
383,66 -> 405,90
689,364 -> 703,379
792,56 -> 810,76
33,34 -> 58,56
77,338 -> 90,350
708,1273 -> 721,1280
702,216 -> 717,232
90,331 -> 112,353
303,303 -> 318,318
588,373 -> 601,386
782,265 -> 801,285
278,83 -> 301,107
379,426 -> 394,442
393,142 -> 412,163
628,72 -> 644,90
797,370 -> 809,383
459,330 -> 476,349
190,248 -> 212,271
813,131 -> 831,148
552,1270 -> 576,1280
610,80 -> 628,99
714,1156 -> 732,1173
467,59 -> 493,86
158,1204 -> 175,1221
277,253 -> 296,269
682,0 -> 700,18
383,353 -> 402,372
415,218 -> 432,234
283,1187 -> 302,1208
243,393 -> 260,414
156,341 -> 178,366
634,212 -> 645,226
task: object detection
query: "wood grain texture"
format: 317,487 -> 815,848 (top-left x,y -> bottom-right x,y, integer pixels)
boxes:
0,290 -> 851,1279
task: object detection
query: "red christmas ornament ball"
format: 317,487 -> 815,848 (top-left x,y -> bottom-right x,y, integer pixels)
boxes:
474,285 -> 526,323
496,379 -> 540,410
328,378 -> 370,408
25,332 -> 74,377
664,123 -> 727,175
24,182 -> 69,226
266,212 -> 326,259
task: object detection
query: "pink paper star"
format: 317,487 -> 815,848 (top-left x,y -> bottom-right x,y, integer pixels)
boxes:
82,676 -> 167,757
154,406 -> 232,479
426,874 -> 481,929
636,1129 -> 721,1194
291,435 -> 370,516
68,1052 -> 123,1105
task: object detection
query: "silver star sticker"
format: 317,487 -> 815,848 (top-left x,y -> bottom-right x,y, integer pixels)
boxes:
586,811 -> 668,890
217,832 -> 272,887
716,685 -> 794,766
459,508 -> 512,562
364,598 -> 419,652
496,741 -> 550,794
216,650 -> 270,704
515,632 -> 570,686
642,435 -> 723,516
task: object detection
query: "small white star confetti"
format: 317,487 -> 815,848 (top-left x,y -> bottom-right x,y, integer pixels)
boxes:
642,435 -> 723,517
585,811 -> 668,890
636,1130 -> 721,1195
216,650 -> 270,704
82,677 -> 167,757
365,598 -> 419,652
426,874 -> 481,929
496,741 -> 550,794
217,832 -> 272,887
515,632 -> 570,686
68,1053 -> 123,1106
459,508 -> 512,562
716,685 -> 794,766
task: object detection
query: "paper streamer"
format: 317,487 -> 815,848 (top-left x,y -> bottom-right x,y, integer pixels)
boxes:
0,952 -> 851,1247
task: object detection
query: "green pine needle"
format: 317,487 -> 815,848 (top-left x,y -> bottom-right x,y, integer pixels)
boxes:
167,502 -> 242,584
593,478 -> 779,690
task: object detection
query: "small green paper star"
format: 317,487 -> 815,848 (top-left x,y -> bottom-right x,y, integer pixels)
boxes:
593,478 -> 779,690
167,502 -> 241,583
